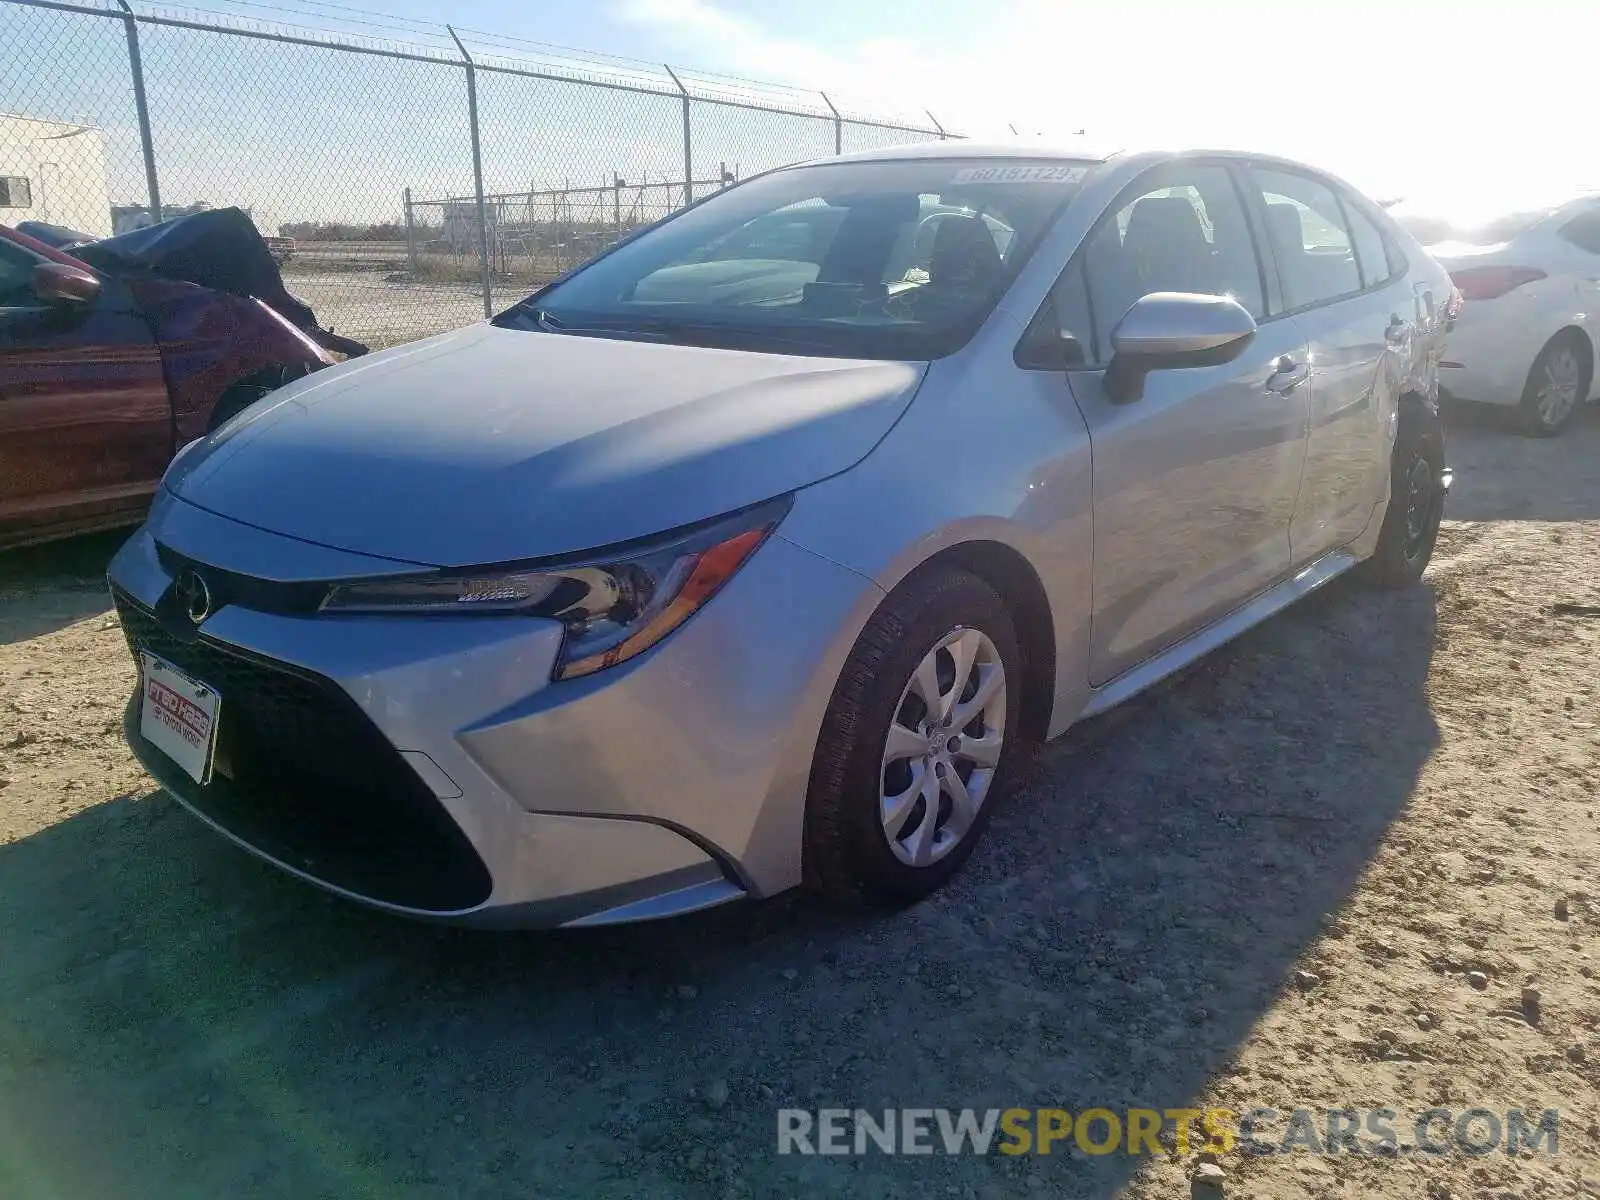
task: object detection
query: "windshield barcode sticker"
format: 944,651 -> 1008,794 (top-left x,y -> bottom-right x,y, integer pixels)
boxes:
950,164 -> 1091,185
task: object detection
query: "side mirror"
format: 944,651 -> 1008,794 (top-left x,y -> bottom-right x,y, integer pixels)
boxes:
33,261 -> 101,308
1104,291 -> 1256,404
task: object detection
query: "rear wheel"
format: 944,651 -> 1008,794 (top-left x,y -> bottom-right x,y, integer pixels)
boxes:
1362,411 -> 1446,589
207,364 -> 308,432
1519,334 -> 1590,437
208,383 -> 271,432
804,568 -> 1021,906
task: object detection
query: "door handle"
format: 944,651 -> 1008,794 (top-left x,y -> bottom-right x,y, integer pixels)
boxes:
1265,356 -> 1308,394
1385,315 -> 1409,345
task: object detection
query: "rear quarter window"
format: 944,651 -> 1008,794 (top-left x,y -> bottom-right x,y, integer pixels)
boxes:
1342,198 -> 1396,288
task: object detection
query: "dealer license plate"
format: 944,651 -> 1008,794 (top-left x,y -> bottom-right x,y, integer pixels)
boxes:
138,652 -> 221,785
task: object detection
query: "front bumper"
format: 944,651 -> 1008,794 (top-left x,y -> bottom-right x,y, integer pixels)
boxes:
108,495 -> 881,927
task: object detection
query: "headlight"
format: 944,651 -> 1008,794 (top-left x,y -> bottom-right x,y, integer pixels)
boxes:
320,496 -> 790,680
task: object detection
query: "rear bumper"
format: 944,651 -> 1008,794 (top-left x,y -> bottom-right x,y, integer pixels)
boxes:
1438,302 -> 1580,407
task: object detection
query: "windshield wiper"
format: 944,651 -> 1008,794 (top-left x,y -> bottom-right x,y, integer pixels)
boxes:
512,308 -> 672,343
506,308 -> 837,354
626,319 -> 831,354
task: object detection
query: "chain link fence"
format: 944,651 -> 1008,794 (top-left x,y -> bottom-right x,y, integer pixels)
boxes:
1,0 -> 955,348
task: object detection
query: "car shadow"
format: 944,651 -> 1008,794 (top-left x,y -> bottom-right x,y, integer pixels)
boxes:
1443,401 -> 1600,521
0,529 -> 125,645
0,573 -> 1437,1199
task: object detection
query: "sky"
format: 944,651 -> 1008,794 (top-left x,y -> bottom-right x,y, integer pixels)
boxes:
4,0 -> 1595,227
346,0 -> 1598,206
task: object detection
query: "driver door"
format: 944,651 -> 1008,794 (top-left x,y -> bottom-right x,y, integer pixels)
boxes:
0,236 -> 170,544
1056,163 -> 1311,684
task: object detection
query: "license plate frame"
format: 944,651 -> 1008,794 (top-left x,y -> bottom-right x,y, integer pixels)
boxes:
138,651 -> 221,785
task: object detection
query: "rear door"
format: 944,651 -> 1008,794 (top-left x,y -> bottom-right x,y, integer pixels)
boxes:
1057,162 -> 1311,684
1244,166 -> 1402,564
0,235 -> 171,544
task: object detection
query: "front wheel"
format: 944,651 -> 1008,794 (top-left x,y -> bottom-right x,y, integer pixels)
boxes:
1520,334 -> 1590,437
207,363 -> 312,433
1362,412 -> 1446,589
207,382 -> 272,432
804,568 -> 1022,906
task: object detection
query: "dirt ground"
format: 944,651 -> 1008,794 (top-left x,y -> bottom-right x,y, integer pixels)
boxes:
1,407 -> 1597,1199
288,270 -> 488,350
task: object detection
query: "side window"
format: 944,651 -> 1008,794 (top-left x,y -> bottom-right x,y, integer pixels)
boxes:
1050,261 -> 1093,365
0,241 -> 42,308
0,176 -> 33,209
1384,235 -> 1408,280
1558,210 -> 1600,255
1249,168 -> 1362,309
1079,165 -> 1263,362
704,201 -> 841,265
1343,197 -> 1393,289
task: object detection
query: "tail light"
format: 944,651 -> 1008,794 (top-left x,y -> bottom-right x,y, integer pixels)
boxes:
1448,266 -> 1545,301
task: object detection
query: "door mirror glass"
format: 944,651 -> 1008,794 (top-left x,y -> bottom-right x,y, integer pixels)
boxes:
1105,291 -> 1256,403
32,261 -> 101,307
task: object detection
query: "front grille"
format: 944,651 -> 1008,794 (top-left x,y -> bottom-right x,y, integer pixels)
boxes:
115,590 -> 492,913
155,542 -> 329,615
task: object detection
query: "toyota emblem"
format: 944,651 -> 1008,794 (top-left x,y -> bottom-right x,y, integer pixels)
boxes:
174,568 -> 213,625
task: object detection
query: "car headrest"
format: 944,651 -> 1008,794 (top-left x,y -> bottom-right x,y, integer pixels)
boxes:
928,216 -> 1004,290
1266,202 -> 1307,253
1123,195 -> 1209,258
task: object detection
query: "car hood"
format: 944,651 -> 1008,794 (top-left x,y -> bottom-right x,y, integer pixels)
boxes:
166,323 -> 924,567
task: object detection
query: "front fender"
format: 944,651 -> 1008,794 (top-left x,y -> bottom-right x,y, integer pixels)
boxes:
130,277 -> 333,443
780,340 -> 1097,738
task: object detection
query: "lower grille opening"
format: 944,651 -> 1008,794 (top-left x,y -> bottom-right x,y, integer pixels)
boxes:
115,590 -> 492,913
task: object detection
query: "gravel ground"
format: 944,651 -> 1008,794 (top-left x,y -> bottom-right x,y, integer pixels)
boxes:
288,271 -> 489,350
286,267 -> 560,351
1,408 -> 1597,1199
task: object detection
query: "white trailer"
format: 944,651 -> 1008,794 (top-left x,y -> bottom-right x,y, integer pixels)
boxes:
0,112 -> 113,237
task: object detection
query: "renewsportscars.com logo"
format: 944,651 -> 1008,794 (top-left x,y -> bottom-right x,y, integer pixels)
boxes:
777,1107 -> 1561,1158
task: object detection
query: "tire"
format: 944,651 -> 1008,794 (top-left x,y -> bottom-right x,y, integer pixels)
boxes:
803,568 -> 1022,906
1362,408 -> 1446,589
1519,333 -> 1590,437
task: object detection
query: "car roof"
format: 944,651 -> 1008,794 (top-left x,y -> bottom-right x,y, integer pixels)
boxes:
0,223 -> 94,269
818,141 -> 1370,186
828,138 -> 1121,165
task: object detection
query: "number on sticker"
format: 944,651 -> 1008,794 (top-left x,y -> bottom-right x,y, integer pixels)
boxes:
950,164 -> 1090,185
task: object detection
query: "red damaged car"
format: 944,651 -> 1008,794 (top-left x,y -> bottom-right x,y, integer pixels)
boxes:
0,211 -> 362,550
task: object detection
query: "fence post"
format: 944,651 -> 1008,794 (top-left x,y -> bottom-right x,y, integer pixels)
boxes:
403,187 -> 418,276
115,0 -> 162,223
447,24 -> 492,319
926,111 -> 947,142
663,64 -> 692,209
820,92 -> 842,156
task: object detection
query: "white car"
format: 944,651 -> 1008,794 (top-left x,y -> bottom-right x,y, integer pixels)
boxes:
1394,194 -> 1600,435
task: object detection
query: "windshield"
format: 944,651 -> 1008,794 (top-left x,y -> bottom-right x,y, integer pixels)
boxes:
496,158 -> 1091,359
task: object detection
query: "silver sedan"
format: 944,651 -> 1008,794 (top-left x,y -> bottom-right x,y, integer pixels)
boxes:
108,142 -> 1453,926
